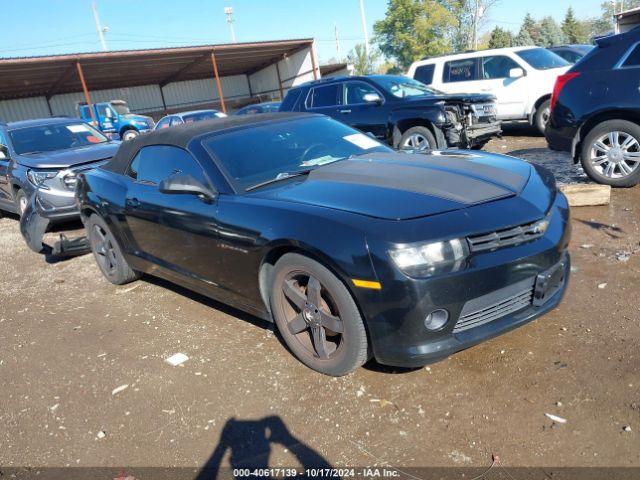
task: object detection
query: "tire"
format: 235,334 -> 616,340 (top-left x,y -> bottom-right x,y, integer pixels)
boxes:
399,126 -> 437,151
121,129 -> 139,141
269,253 -> 369,376
86,214 -> 140,285
534,99 -> 551,134
580,119 -> 640,187
15,189 -> 28,217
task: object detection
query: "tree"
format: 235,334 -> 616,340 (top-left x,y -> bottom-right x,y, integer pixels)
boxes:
562,7 -> 587,43
518,13 -> 541,45
373,0 -> 457,68
487,26 -> 513,48
347,43 -> 380,75
538,16 -> 566,47
513,27 -> 534,46
450,0 -> 500,51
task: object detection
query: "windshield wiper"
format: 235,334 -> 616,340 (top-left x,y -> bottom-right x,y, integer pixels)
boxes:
246,169 -> 313,191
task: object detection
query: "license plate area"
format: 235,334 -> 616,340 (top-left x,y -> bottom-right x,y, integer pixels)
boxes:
533,259 -> 566,307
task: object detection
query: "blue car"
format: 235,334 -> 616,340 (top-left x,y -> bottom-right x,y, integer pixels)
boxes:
154,109 -> 227,130
235,102 -> 281,115
0,117 -> 120,221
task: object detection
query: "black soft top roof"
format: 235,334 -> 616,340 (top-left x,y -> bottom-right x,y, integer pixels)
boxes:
103,112 -> 315,174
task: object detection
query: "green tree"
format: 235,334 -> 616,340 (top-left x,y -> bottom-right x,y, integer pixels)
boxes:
347,43 -> 380,75
373,0 -> 457,68
513,27 -> 534,46
538,16 -> 566,47
487,26 -> 513,48
519,13 -> 541,45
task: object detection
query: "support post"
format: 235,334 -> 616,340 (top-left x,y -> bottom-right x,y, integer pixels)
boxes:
76,62 -> 96,124
275,60 -> 284,100
159,85 -> 168,113
310,42 -> 320,80
210,50 -> 227,114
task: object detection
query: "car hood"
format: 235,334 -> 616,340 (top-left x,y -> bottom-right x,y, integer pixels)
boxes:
15,142 -> 121,169
402,92 -> 496,105
250,151 -> 532,220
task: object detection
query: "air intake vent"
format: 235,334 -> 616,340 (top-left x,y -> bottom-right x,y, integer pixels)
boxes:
467,219 -> 547,253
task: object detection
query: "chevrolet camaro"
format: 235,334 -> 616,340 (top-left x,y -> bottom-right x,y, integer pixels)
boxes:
76,112 -> 570,376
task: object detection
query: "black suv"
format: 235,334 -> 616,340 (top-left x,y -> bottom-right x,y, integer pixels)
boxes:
546,29 -> 640,186
279,75 -> 501,150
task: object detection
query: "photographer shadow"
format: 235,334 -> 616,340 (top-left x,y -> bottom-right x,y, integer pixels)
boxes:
197,415 -> 333,479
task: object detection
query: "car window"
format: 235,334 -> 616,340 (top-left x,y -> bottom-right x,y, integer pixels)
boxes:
156,117 -> 171,130
374,75 -> 443,97
0,130 -> 7,147
9,123 -> 108,155
97,105 -> 108,117
516,48 -> 569,70
182,111 -> 222,122
621,44 -> 640,67
344,81 -> 380,105
481,55 -> 521,79
127,145 -> 208,186
203,116 -> 391,191
413,64 -> 435,85
443,58 -> 478,82
170,116 -> 183,126
305,84 -> 341,108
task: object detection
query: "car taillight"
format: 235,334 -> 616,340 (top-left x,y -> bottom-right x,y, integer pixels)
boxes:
551,72 -> 581,112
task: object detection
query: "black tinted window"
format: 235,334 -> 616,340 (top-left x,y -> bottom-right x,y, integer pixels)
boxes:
344,81 -> 379,104
128,145 -> 207,185
482,55 -> 521,79
622,44 -> 640,67
443,59 -> 478,82
306,84 -> 341,108
414,64 -> 435,84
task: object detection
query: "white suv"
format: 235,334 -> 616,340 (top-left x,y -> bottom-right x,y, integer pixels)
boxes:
407,47 -> 570,133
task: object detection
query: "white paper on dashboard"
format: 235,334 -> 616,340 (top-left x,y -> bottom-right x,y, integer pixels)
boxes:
343,133 -> 380,150
67,125 -> 90,133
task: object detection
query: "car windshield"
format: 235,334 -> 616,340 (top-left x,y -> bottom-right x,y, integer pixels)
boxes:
10,123 -> 109,155
203,116 -> 392,191
183,111 -> 222,123
374,76 -> 443,98
516,48 -> 569,70
111,103 -> 130,115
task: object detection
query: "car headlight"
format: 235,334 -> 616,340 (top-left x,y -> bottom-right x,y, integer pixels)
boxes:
27,170 -> 58,189
389,238 -> 469,277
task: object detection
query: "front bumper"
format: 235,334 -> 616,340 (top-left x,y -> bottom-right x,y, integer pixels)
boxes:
467,120 -> 502,143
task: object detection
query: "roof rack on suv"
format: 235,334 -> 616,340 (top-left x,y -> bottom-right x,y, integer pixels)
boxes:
420,50 -> 477,61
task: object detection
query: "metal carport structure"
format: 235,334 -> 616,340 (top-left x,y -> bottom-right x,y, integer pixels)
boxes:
0,39 -> 319,122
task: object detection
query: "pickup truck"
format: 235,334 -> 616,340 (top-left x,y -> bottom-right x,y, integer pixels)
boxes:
79,100 -> 155,141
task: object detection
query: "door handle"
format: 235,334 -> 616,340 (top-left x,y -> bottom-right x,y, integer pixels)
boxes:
338,109 -> 352,114
126,197 -> 140,208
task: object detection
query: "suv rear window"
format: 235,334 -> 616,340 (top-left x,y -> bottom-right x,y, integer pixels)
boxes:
305,84 -> 341,108
413,64 -> 435,85
443,59 -> 478,83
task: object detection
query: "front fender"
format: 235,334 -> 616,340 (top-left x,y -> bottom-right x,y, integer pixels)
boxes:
389,107 -> 448,148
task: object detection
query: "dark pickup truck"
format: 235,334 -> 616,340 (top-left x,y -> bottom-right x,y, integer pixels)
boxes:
279,75 -> 501,150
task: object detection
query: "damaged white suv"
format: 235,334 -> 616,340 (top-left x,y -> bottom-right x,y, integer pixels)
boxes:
407,47 -> 570,134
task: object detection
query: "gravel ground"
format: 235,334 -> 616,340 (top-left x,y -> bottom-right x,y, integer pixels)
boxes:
0,130 -> 639,474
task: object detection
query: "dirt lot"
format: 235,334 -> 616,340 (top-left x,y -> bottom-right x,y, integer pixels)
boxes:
0,129 -> 639,474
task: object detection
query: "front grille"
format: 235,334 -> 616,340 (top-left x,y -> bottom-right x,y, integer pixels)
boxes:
453,282 -> 534,334
467,220 -> 546,253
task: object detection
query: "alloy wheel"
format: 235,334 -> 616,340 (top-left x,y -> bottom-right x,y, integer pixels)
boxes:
402,133 -> 431,151
589,131 -> 640,179
540,107 -> 550,127
279,272 -> 344,360
91,224 -> 118,275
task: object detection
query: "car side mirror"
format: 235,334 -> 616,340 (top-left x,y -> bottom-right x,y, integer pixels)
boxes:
159,174 -> 216,201
0,145 -> 9,159
363,92 -> 382,105
509,68 -> 525,79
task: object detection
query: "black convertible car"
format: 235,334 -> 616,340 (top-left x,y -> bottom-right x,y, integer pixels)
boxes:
75,113 -> 570,376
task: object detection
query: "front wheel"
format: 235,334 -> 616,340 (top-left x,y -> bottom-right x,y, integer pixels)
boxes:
269,253 -> 369,376
121,129 -> 140,141
399,126 -> 437,151
87,214 -> 140,284
580,120 -> 640,187
534,99 -> 551,134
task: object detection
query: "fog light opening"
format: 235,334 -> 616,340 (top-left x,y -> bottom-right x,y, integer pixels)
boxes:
424,309 -> 449,331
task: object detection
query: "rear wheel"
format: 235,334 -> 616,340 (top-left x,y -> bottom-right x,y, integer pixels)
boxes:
121,129 -> 139,141
15,189 -> 27,217
534,99 -> 551,134
87,214 -> 140,284
269,253 -> 369,376
580,120 -> 640,187
399,126 -> 437,151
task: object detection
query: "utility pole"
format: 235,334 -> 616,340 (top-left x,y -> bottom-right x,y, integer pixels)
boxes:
334,23 -> 342,61
224,7 -> 237,43
92,1 -> 108,51
359,0 -> 369,57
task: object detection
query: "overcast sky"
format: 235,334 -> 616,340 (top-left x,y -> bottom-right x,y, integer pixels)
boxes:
2,0 -> 607,62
